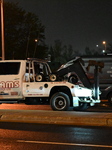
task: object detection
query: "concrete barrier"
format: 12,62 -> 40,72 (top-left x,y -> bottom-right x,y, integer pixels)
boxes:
0,109 -> 112,126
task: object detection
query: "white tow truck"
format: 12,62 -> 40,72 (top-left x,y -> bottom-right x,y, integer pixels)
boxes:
0,58 -> 101,111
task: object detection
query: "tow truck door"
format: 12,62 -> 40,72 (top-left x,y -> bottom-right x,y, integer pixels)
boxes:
23,60 -> 50,97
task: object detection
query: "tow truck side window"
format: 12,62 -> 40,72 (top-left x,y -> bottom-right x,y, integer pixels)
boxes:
0,62 -> 20,75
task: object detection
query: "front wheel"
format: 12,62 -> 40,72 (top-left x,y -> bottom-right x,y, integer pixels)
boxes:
73,102 -> 89,111
50,92 -> 70,111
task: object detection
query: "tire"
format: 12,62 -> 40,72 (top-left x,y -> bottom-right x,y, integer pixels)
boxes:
73,102 -> 89,111
49,74 -> 57,81
50,92 -> 70,111
108,93 -> 112,106
35,74 -> 44,82
68,75 -> 78,84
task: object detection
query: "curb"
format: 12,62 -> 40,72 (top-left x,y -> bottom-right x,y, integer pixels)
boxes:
0,109 -> 112,127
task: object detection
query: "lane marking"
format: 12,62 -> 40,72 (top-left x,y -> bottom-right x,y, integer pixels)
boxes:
17,140 -> 112,148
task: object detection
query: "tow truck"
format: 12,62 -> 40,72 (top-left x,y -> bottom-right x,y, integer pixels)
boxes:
0,57 -> 102,111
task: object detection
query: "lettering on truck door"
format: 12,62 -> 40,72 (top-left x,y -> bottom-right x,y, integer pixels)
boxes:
0,62 -> 22,99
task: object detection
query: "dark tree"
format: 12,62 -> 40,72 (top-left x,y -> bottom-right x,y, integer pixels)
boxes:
0,1 -> 47,59
48,40 -> 77,64
84,47 -> 92,55
107,43 -> 112,53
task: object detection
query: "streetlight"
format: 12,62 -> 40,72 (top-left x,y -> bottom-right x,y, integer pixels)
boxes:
102,41 -> 106,52
1,0 -> 5,60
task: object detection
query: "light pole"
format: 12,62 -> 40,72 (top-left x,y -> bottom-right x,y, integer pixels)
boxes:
1,0 -> 5,60
102,41 -> 106,52
33,39 -> 38,58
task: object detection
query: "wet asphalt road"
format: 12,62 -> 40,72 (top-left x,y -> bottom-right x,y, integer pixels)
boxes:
0,101 -> 112,150
0,122 -> 112,150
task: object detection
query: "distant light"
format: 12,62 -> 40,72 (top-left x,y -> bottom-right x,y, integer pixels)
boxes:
103,41 -> 106,45
35,39 -> 38,42
102,50 -> 105,53
96,45 -> 98,47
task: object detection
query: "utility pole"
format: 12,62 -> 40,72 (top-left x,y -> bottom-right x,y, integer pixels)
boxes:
1,0 -> 5,60
102,41 -> 106,54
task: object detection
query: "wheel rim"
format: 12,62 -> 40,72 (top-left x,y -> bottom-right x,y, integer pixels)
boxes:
36,74 -> 42,81
50,74 -> 57,81
54,96 -> 66,110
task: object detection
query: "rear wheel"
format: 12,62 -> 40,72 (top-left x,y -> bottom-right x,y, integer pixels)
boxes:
73,102 -> 89,111
50,92 -> 70,111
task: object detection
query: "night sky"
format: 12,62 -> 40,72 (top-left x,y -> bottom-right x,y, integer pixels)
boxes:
5,0 -> 112,53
